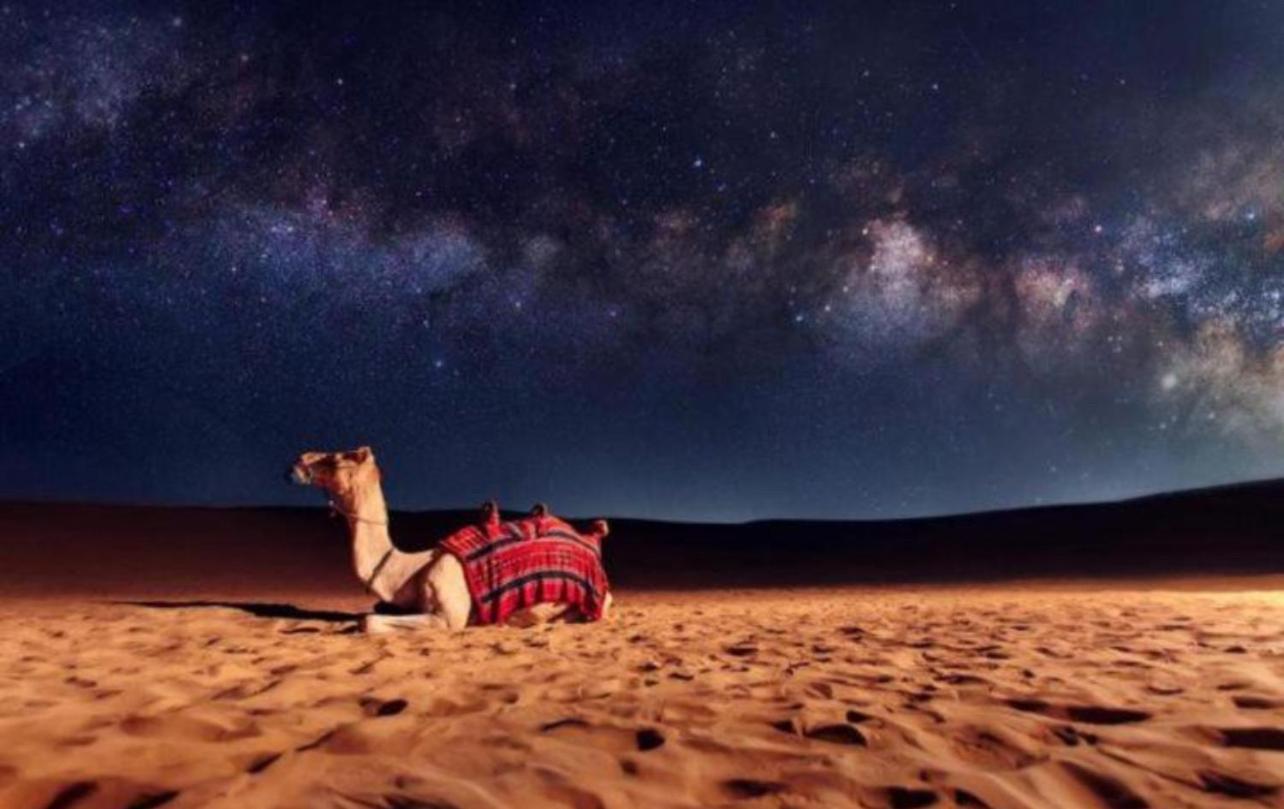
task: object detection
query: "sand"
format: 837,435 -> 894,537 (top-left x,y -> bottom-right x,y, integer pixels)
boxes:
1,587 -> 1282,809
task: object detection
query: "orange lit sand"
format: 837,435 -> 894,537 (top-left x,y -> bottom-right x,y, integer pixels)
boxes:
1,586 -> 1281,808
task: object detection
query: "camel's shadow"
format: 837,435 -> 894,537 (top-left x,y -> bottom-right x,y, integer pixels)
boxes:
121,599 -> 362,625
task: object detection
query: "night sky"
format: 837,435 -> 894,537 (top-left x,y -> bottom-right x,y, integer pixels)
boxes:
2,2 -> 1282,520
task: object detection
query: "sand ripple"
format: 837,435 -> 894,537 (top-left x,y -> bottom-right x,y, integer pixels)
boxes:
0,588 -> 1282,808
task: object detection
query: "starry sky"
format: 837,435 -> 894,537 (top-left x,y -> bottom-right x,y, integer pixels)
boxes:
2,1 -> 1282,521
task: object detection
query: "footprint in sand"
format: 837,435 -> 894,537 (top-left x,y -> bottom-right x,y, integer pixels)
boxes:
1049,724 -> 1098,747
33,779 -> 178,809
244,752 -> 282,774
1231,695 -> 1281,710
539,718 -> 667,756
861,786 -> 939,809
1063,706 -> 1151,725
1217,726 -> 1284,751
358,696 -> 408,717
722,778 -> 787,799
1144,681 -> 1183,696
1198,770 -> 1279,799
1005,699 -> 1151,725
635,728 -> 665,751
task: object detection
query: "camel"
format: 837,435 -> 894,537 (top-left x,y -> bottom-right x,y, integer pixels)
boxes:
288,446 -> 612,634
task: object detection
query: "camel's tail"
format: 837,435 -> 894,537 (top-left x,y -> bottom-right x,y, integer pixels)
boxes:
590,519 -> 610,539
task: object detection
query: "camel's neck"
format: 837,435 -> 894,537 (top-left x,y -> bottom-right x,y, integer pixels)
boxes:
335,478 -> 399,602
333,475 -> 437,605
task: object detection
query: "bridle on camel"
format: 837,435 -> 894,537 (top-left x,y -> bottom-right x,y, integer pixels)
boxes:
328,498 -> 394,594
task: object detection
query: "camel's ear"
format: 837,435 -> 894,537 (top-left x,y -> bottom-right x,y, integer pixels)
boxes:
345,446 -> 373,464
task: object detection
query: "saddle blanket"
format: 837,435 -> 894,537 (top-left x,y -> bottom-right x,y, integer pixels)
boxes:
438,515 -> 609,625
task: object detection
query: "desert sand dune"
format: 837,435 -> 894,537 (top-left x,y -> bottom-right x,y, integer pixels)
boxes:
0,493 -> 1282,808
1,588 -> 1282,808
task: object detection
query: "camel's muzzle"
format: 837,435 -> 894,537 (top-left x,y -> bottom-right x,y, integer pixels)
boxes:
288,465 -> 311,485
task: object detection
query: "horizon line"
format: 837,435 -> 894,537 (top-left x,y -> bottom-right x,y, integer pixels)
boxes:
1,474 -> 1279,526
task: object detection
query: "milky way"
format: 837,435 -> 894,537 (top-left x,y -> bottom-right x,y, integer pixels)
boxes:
2,2 -> 1282,519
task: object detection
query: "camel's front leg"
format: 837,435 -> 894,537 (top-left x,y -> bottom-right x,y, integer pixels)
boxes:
425,552 -> 472,630
361,556 -> 471,634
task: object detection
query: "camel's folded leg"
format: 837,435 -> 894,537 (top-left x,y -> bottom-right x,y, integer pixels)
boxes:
362,613 -> 451,634
505,602 -> 573,627
505,593 -> 615,627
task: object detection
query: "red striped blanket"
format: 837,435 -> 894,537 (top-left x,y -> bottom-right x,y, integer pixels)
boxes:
438,515 -> 609,625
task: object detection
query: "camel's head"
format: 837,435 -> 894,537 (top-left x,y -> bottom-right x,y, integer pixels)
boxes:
288,446 -> 379,493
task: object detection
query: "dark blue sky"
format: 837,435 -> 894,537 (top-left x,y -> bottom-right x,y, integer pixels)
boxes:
2,1 -> 1282,520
